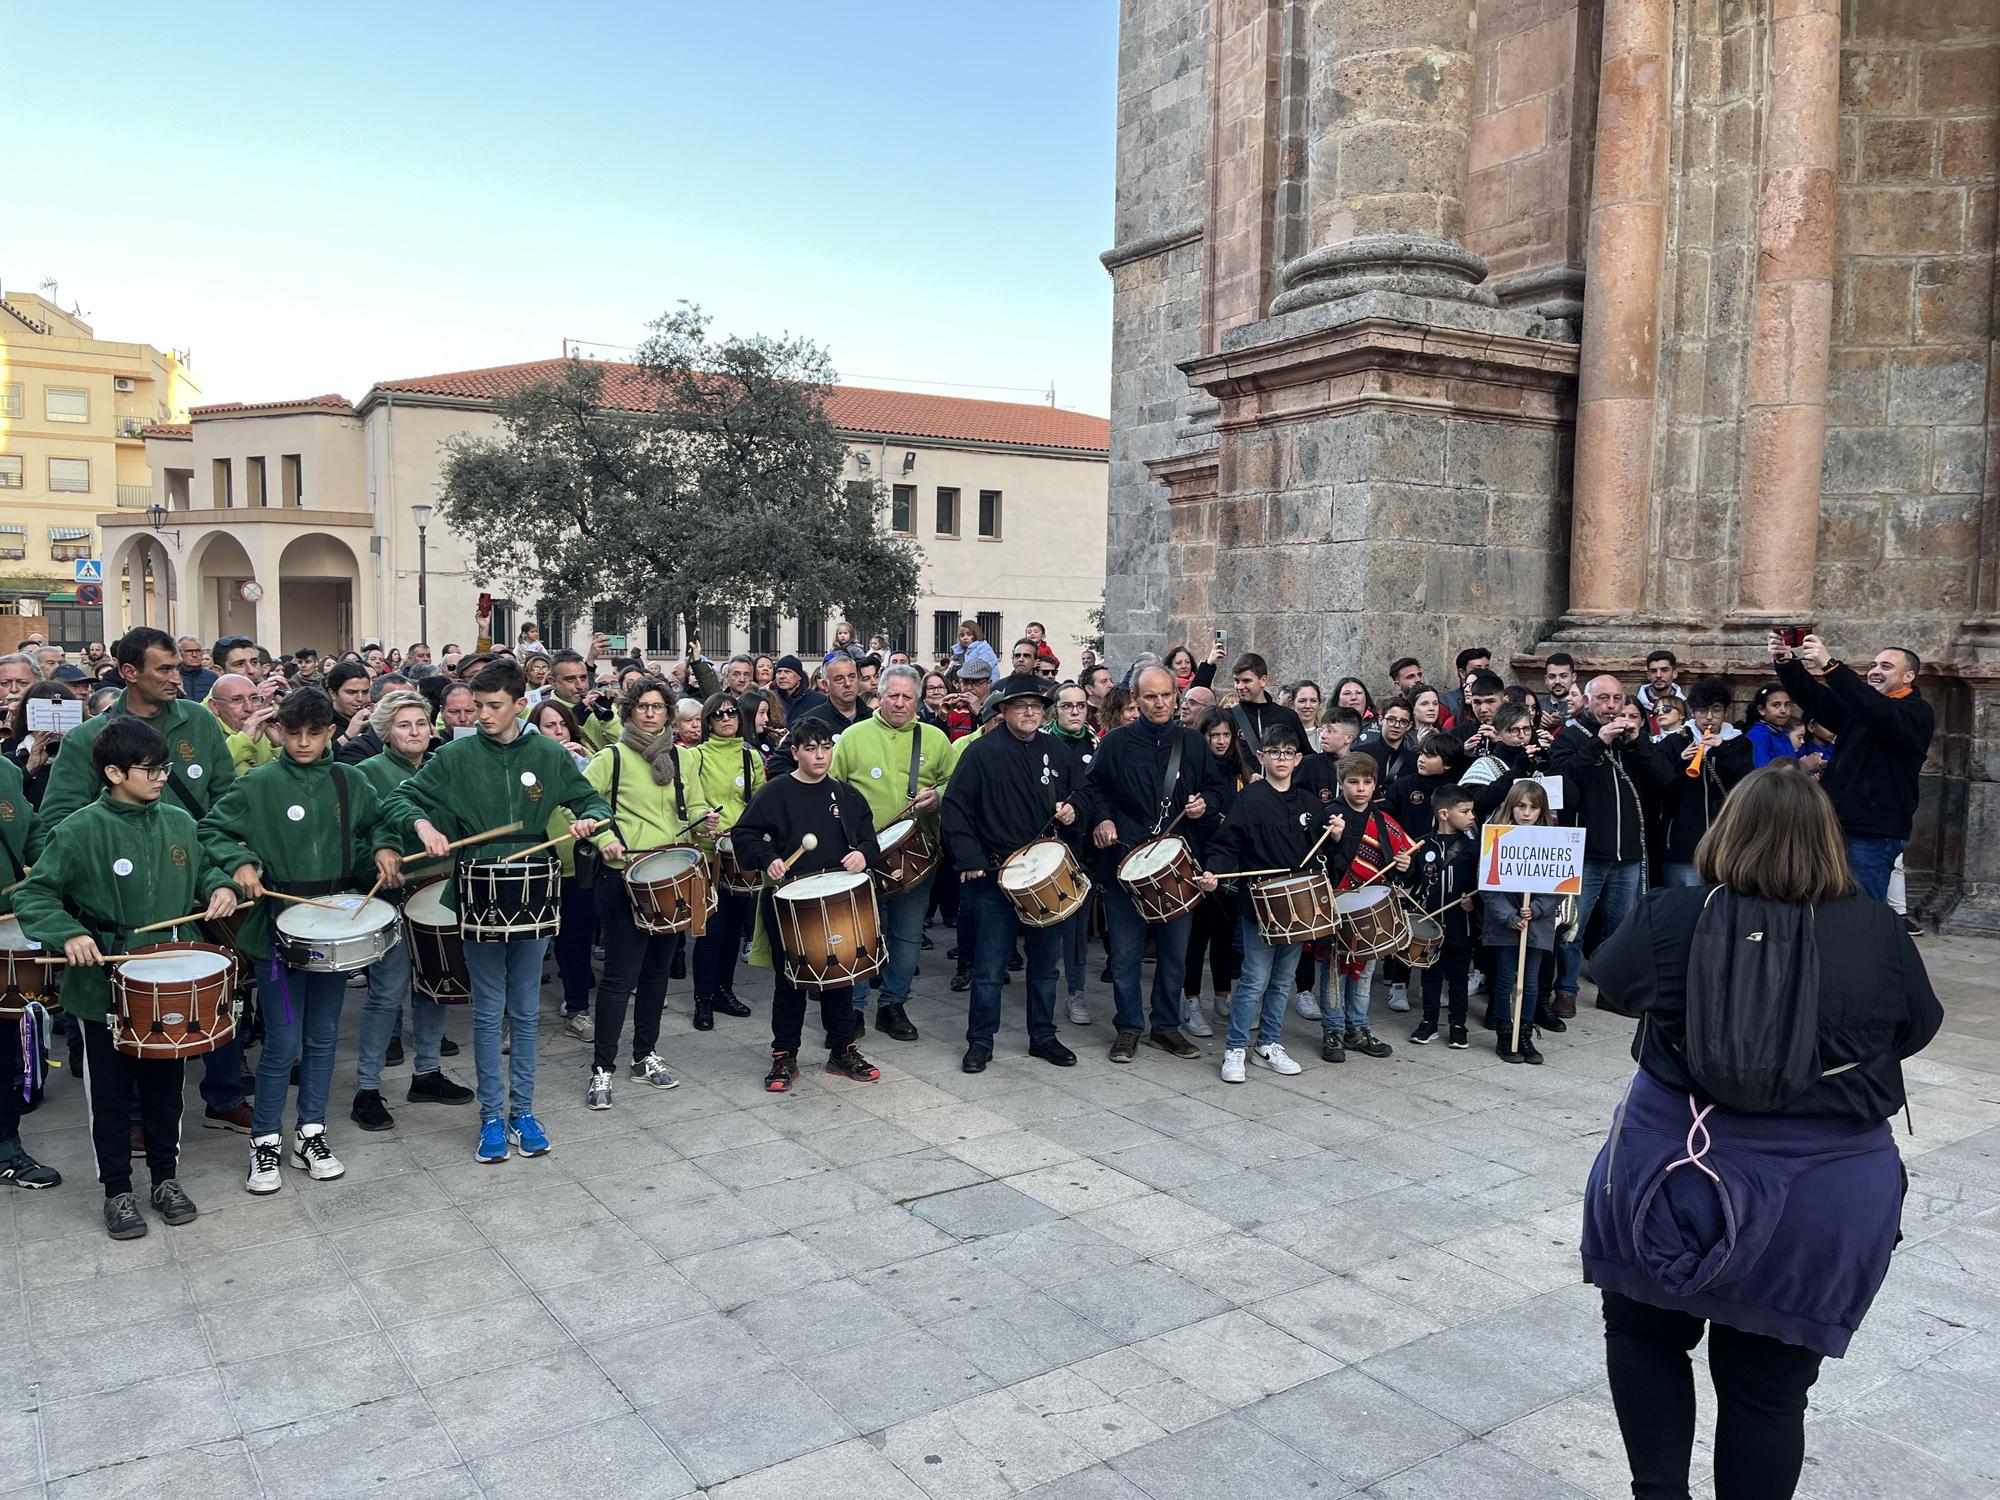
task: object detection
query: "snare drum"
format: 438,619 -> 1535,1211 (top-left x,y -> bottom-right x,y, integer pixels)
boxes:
626,847 -> 715,935
875,819 -> 937,900
274,895 -> 403,973
997,840 -> 1092,927
403,880 -> 471,1004
0,914 -> 61,1020
1334,886 -> 1410,959
1400,915 -> 1445,970
713,835 -> 762,897
109,944 -> 237,1060
1248,871 -> 1339,943
456,857 -> 563,941
1116,836 -> 1204,924
772,870 -> 883,990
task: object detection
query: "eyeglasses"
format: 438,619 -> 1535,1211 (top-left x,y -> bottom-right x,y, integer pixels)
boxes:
131,764 -> 173,781
710,707 -> 739,719
1263,748 -> 1302,760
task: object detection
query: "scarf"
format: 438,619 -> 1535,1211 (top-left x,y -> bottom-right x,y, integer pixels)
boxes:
619,724 -> 682,787
1047,723 -> 1094,744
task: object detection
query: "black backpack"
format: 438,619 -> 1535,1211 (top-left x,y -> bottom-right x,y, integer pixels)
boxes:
1682,888 -> 1822,1113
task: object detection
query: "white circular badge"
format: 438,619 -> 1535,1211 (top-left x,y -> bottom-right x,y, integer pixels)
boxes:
735,775 -> 745,788
112,858 -> 133,877
186,763 -> 203,779
520,772 -> 538,787
870,766 -> 882,779
287,805 -> 306,822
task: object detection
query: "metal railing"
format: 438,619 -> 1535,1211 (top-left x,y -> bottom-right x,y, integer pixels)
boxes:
116,484 -> 152,509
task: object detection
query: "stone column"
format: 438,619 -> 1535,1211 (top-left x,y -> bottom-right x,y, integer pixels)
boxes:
1565,0 -> 1671,619
1271,0 -> 1489,310
1732,0 -> 1841,621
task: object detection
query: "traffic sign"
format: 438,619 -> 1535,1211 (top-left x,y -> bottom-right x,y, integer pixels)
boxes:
73,559 -> 104,584
76,583 -> 104,606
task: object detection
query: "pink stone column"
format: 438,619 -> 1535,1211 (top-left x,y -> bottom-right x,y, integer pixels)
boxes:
1567,0 -> 1671,618
1734,0 -> 1841,621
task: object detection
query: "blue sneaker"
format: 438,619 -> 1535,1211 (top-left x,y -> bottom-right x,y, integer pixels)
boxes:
476,1116 -> 509,1164
508,1113 -> 551,1157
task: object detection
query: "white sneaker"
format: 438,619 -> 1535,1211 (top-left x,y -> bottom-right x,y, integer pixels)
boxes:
1212,994 -> 1230,1022
631,1053 -> 679,1089
1467,970 -> 1485,995
1253,1041 -> 1302,1076
1386,983 -> 1410,1012
586,1070 -> 613,1110
563,1011 -> 594,1042
1182,1008 -> 1213,1038
245,1134 -> 283,1195
1220,1048 -> 1247,1084
290,1124 -> 345,1181
1066,994 -> 1091,1025
1294,990 -> 1321,1020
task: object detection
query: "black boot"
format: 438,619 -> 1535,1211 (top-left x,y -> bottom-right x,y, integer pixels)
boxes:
1533,1000 -> 1567,1034
693,994 -> 715,1032
877,1003 -> 919,1042
713,988 -> 752,1018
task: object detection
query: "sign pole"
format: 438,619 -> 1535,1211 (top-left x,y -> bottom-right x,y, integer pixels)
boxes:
1508,891 -> 1531,1054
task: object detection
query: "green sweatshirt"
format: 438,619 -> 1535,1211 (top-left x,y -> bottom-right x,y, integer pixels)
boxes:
350,746 -> 432,900
0,755 -> 48,913
198,754 -> 398,960
380,728 -> 611,913
13,793 -> 239,1022
828,711 -> 952,831
687,734 -> 765,847
585,738 -> 713,869
40,691 -> 237,829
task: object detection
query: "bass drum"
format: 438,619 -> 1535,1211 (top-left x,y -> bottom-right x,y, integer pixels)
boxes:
772,870 -> 883,990
403,880 -> 471,1004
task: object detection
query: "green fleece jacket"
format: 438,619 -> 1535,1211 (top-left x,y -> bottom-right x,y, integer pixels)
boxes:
687,734 -> 765,847
379,728 -> 611,913
40,691 -> 237,829
0,755 -> 49,913
198,755 -> 398,960
13,793 -> 239,1022
828,711 -> 952,831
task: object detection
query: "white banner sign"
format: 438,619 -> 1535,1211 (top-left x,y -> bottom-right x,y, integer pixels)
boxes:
1478,824 -> 1585,895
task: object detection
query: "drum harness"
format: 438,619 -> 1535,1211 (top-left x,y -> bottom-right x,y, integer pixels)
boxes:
260,763 -> 354,1021
1151,732 -> 1184,838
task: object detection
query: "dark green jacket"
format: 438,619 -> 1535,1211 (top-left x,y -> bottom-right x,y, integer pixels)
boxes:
0,755 -> 48,913
40,691 -> 236,829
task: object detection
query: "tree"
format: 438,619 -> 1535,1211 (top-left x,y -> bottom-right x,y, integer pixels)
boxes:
438,305 -> 923,646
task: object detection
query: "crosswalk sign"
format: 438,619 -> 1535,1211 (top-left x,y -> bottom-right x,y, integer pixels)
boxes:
73,559 -> 104,584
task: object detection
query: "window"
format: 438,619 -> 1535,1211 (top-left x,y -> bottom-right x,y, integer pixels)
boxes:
645,615 -> 679,655
536,602 -> 572,648
46,387 -> 89,424
978,489 -> 1003,539
247,455 -> 268,508
698,608 -> 731,655
48,458 -> 90,493
0,384 -> 21,419
0,524 -> 24,562
212,458 -> 233,507
44,602 -> 101,653
935,487 -> 960,536
890,484 -> 914,534
0,455 -> 20,489
976,610 -> 1004,648
889,611 -> 916,656
281,454 -> 303,506
747,607 -> 778,656
932,610 -> 961,658
166,469 -> 193,509
51,527 -> 93,562
796,614 -> 825,657
487,600 -> 515,646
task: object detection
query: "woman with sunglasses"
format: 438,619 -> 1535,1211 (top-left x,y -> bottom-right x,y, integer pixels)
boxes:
687,692 -> 765,1030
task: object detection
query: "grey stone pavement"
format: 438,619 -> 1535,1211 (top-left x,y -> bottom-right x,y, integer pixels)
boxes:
6,930 -> 1998,1500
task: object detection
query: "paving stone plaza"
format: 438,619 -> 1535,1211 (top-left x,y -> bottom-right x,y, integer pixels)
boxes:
6,940 -> 1998,1499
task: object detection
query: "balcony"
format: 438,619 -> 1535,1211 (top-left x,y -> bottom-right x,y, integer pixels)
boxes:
115,417 -> 150,440
116,484 -> 152,509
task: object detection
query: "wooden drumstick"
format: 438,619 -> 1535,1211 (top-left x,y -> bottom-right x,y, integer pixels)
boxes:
780,833 -> 819,875
1221,865 -> 1303,881
1346,840 -> 1426,892
348,874 -> 388,919
0,871 -> 28,898
262,890 -> 350,913
130,909 -> 213,935
1296,815 -> 1345,869
438,821 -> 525,853
501,831 -> 579,863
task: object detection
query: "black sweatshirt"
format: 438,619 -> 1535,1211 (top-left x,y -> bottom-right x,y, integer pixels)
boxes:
1775,657 -> 1934,841
941,727 -> 1094,873
729,772 -> 881,880
1086,720 -> 1225,847
1400,826 -> 1480,946
1546,712 -> 1648,863
1203,779 -> 1331,876
1639,728 -> 1753,862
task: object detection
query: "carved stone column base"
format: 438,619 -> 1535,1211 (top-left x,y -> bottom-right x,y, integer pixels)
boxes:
1271,236 -> 1497,314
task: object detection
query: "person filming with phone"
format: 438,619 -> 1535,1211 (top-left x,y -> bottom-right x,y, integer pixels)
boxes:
1546,675 -> 1650,1019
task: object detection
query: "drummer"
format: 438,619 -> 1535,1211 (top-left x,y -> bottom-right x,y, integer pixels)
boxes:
729,719 -> 882,1093
382,658 -> 620,1165
14,718 -> 242,1239
829,663 -> 952,1045
1194,724 -> 1338,1083
200,688 -> 406,1197
0,749 -> 57,1193
1317,753 -> 1415,1064
939,672 -> 1092,1074
686,690 -> 766,1031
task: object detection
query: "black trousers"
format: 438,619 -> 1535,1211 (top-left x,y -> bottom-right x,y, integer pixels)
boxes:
761,890 -> 854,1056
1601,1290 -> 1824,1500
1418,944 -> 1473,1027
1182,889 -> 1237,998
592,876 -> 681,1072
81,1019 -> 184,1199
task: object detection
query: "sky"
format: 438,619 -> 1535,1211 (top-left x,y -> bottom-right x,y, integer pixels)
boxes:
8,2 -> 1118,415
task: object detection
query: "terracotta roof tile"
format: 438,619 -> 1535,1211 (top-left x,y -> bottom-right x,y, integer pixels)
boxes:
189,394 -> 355,417
140,422 -> 192,439
371,359 -> 1108,453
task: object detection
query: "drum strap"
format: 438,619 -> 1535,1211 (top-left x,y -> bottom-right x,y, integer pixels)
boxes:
906,728 -> 923,801
1155,732 -> 1184,833
106,703 -> 208,820
61,896 -> 133,953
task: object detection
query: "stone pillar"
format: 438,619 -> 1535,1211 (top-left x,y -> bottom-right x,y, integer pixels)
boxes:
1203,0 -> 1286,347
1565,0 -> 1671,619
1732,0 -> 1841,622
1271,0 -> 1490,310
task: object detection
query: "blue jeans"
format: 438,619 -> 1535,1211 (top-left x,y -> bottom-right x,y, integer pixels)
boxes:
967,879 -> 1059,1048
252,963 -> 346,1136
1104,881 -> 1188,1037
356,935 -> 445,1091
1843,836 -> 1905,904
863,878 -> 931,1011
1663,862 -> 1702,889
200,1035 -> 248,1112
1556,858 -> 1645,996
1494,941 -> 1546,1036
1058,899 -> 1091,995
464,936 -> 548,1120
1226,909 -> 1297,1052
553,878 -> 595,1014
1320,959 -> 1376,1037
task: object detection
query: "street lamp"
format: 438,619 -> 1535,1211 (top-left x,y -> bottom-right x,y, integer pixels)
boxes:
411,503 -> 434,645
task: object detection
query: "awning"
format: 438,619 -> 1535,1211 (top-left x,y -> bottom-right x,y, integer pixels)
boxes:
49,526 -> 93,541
0,524 -> 25,537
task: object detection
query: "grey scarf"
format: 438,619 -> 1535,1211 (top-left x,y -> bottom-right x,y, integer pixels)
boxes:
619,724 -> 681,787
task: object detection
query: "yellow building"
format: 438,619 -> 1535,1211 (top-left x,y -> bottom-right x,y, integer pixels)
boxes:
0,289 -> 199,647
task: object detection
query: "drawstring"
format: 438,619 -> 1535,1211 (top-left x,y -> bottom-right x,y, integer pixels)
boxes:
268,951 -> 293,1024
1662,1093 -> 1720,1185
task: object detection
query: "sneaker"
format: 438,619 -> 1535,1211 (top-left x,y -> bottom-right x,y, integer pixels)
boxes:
1410,1021 -> 1438,1046
563,1011 -> 594,1042
1220,1048 -> 1247,1084
0,1147 -> 60,1189
104,1191 -> 148,1239
1466,970 -> 1485,996
477,1116 -> 510,1163
291,1124 -> 345,1181
440,1035 -> 460,1057
1321,1031 -> 1346,1063
408,1069 -> 474,1105
693,995 -> 715,1031
347,970 -> 369,988
1534,1005 -> 1568,1034
1212,995 -> 1230,1022
203,1102 -> 253,1133
150,1178 -> 198,1225
1448,1025 -> 1470,1049
586,1070 -> 614,1110
764,1050 -> 799,1092
245,1134 -> 284,1194
1182,1008 -> 1213,1038
1386,983 -> 1409,1012
949,971 -> 972,992
351,1088 -> 395,1132
1293,990 -> 1321,1020
1252,1041 -> 1302,1076
1146,1029 -> 1202,1060
1902,915 -> 1922,938
508,1114 -> 552,1156
1066,993 -> 1091,1025
1346,1029 -> 1393,1059
384,1036 -> 405,1067
632,1053 -> 679,1089
1108,1031 -> 1140,1064
825,1044 -> 881,1083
